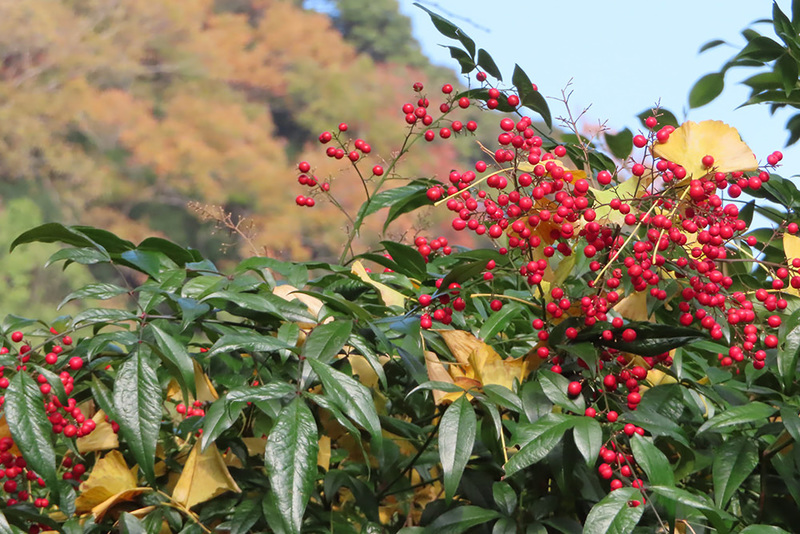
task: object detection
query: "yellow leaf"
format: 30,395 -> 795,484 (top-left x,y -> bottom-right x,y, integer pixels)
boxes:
651,120 -> 757,181
75,450 -> 149,521
171,440 -> 241,510
436,330 -> 537,392
272,284 -> 325,328
193,360 -> 219,402
242,436 -> 268,457
614,290 -> 650,322
424,350 -> 457,405
589,177 -> 647,227
317,435 -> 331,471
351,260 -> 406,308
76,410 -> 119,453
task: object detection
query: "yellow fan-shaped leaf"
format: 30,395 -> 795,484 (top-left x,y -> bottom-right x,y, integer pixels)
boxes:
171,440 -> 241,510
76,410 -> 119,453
651,120 -> 757,180
75,450 -> 149,520
614,290 -> 650,322
351,260 -> 406,308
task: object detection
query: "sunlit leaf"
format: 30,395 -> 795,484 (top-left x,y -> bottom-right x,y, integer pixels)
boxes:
172,441 -> 241,510
651,120 -> 758,180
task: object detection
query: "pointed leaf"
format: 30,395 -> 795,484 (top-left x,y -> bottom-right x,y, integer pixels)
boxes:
46,247 -> 110,268
264,398 -> 318,534
208,333 -> 294,357
427,506 -> 500,534
583,487 -> 644,534
572,417 -> 603,465
6,373 -> 58,501
172,441 -> 241,509
538,371 -> 585,413
698,402 -> 776,433
149,325 -> 196,400
439,395 -> 476,501
630,435 -> 673,487
307,359 -> 382,445
58,283 -> 128,310
689,73 -> 725,108
505,415 -> 574,477
778,308 -> 800,390
381,241 -> 427,278
113,351 -> 161,485
477,49 -> 502,81
302,321 -> 353,363
713,437 -> 758,507
605,128 -> 633,160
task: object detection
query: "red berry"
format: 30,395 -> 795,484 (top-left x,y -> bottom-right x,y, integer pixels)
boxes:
338,123 -> 348,132
298,161 -> 311,173
442,84 -> 453,94
372,165 -> 384,176
458,97 -> 470,109
10,332 -> 23,343
490,299 -> 503,312
645,116 -> 658,128
607,411 -> 619,422
632,135 -> 647,148
68,357 -> 83,371
567,381 -> 582,397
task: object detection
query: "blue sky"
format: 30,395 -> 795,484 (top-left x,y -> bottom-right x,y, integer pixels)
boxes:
399,0 -> 799,172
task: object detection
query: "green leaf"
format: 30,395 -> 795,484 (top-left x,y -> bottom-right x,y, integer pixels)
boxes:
137,237 -> 196,266
10,223 -> 104,253
605,128 -> 633,160
0,510 -> 17,534
58,283 -> 128,309
630,435 -> 673,487
448,46 -> 476,74
512,64 -> 552,129
648,486 -> 731,522
738,36 -> 787,61
572,417 -> 602,465
413,3 -> 475,57
477,49 -> 502,81
149,324 -> 196,400
207,333 -> 294,357
307,358 -> 382,445
699,39 -> 727,53
689,73 -> 725,108
778,308 -> 800,390
439,395 -> 477,502
492,482 -> 517,516
427,506 -> 500,534
780,407 -> 800,443
538,371 -> 585,413
46,247 -> 110,268
438,259 -> 495,293
119,512 -> 147,534
381,241 -> 427,278
713,436 -> 758,507
5,373 -> 59,504
113,351 -> 161,485
72,308 -> 138,327
505,414 -> 574,477
119,249 -> 167,279
264,398 -> 318,534
479,303 -> 522,340
698,402 -> 777,433
302,321 -> 353,363
740,526 -> 792,534
774,53 -> 799,95
482,384 -> 523,413
583,487 -> 644,534
576,322 -> 706,357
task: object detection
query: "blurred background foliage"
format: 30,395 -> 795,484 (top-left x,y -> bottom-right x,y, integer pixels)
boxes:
0,0 -> 486,317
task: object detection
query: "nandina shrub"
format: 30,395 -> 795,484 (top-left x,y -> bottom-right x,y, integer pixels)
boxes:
2,7 -> 800,534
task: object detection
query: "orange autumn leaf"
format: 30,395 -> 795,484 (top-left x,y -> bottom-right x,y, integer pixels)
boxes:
651,120 -> 758,181
74,450 -> 150,521
171,440 -> 241,510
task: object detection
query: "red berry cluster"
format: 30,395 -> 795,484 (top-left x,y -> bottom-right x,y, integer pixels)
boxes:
597,437 -> 646,505
0,329 -> 96,511
175,400 -> 206,418
295,81 -> 480,211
